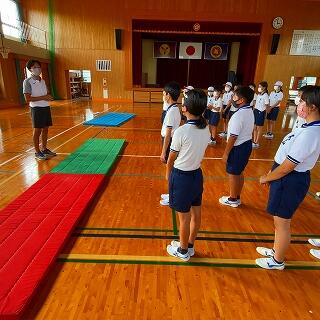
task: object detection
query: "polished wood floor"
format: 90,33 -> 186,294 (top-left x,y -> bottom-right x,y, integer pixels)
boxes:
0,100 -> 320,320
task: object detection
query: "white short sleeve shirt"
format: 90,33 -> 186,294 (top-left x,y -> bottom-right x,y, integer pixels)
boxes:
170,121 -> 210,171
227,105 -> 254,146
23,76 -> 49,108
275,121 -> 320,172
255,92 -> 269,112
211,98 -> 223,113
161,104 -> 181,137
269,91 -> 283,107
222,91 -> 233,105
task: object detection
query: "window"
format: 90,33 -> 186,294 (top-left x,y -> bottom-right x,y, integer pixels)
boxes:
0,0 -> 20,39
82,70 -> 91,83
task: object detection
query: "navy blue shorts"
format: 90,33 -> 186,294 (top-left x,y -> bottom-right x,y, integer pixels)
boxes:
267,163 -> 310,219
204,108 -> 211,120
228,110 -> 235,120
254,109 -> 266,126
222,105 -> 230,119
226,140 -> 252,175
209,112 -> 220,126
31,106 -> 52,128
169,167 -> 203,213
266,107 -> 280,121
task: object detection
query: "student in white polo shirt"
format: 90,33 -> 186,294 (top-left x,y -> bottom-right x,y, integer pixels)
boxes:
160,81 -> 181,206
204,86 -> 214,121
208,87 -> 223,145
253,81 -> 269,148
166,89 -> 210,261
256,85 -> 320,270
23,59 -> 56,161
264,81 -> 284,139
219,81 -> 233,138
219,86 -> 254,208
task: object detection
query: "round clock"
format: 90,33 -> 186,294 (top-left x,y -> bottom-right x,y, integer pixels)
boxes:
272,16 -> 283,29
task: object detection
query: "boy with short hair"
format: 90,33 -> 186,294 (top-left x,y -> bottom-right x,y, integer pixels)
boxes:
160,81 -> 181,206
219,86 -> 254,208
23,59 -> 56,160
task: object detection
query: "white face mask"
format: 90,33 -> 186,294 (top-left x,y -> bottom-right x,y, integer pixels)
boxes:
274,86 -> 279,91
294,96 -> 301,106
225,86 -> 230,92
31,67 -> 41,76
257,87 -> 263,93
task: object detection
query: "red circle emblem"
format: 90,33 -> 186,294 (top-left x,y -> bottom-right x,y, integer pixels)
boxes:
186,46 -> 195,56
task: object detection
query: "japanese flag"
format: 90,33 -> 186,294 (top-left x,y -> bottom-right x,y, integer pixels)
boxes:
179,42 -> 203,59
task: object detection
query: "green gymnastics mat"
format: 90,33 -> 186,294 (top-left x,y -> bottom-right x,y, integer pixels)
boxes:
51,138 -> 125,174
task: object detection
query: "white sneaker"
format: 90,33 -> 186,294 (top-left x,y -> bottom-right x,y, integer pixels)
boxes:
161,193 -> 169,200
266,133 -> 274,140
308,239 -> 320,247
208,140 -> 217,145
262,133 -> 269,138
167,244 -> 190,261
219,196 -> 240,208
255,257 -> 285,270
316,192 -> 320,198
218,132 -> 227,138
256,247 -> 275,257
252,143 -> 260,149
310,249 -> 320,260
160,198 -> 169,206
170,240 -> 195,256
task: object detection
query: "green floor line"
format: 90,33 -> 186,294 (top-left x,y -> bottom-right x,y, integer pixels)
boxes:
57,257 -> 320,271
76,227 -> 320,238
171,209 -> 178,235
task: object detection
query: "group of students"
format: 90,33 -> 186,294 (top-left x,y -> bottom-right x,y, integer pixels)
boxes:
204,80 -> 284,149
160,81 -> 320,270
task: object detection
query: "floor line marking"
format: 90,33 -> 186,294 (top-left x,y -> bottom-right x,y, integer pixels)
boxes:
58,253 -> 320,270
76,227 -> 320,238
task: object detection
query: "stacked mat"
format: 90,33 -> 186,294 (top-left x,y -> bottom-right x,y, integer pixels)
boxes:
83,112 -> 135,127
0,138 -> 125,320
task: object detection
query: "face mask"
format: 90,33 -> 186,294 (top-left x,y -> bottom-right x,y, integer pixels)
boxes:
225,86 -> 230,92
32,68 -> 41,76
294,96 -> 300,106
296,102 -> 308,119
231,98 -> 241,108
163,101 -> 170,110
274,86 -> 279,91
257,87 -> 263,93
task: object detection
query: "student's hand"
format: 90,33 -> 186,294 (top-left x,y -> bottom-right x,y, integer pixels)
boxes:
160,152 -> 166,163
208,104 -> 213,110
165,171 -> 170,180
46,94 -> 53,101
260,175 -> 269,185
222,153 -> 228,164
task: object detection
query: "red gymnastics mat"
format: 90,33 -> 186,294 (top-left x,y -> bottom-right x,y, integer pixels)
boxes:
0,173 -> 105,320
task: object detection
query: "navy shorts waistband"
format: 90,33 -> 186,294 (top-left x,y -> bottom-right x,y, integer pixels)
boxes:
172,167 -> 201,175
273,162 -> 310,175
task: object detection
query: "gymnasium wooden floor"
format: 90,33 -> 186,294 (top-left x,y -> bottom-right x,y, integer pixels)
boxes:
0,100 -> 320,320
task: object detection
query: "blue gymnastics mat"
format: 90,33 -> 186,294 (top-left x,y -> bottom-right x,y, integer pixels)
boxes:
83,112 -> 136,127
